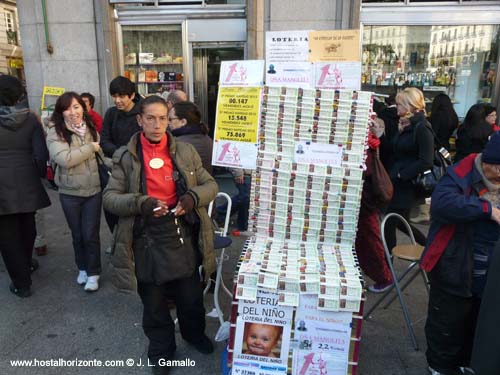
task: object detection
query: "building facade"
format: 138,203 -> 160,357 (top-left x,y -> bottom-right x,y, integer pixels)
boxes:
15,0 -> 500,119
0,0 -> 23,80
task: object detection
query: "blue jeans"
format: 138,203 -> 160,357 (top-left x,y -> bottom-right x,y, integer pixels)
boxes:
59,193 -> 102,276
218,175 -> 251,231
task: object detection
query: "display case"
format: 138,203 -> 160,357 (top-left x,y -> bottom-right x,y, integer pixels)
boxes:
361,24 -> 499,118
122,25 -> 184,97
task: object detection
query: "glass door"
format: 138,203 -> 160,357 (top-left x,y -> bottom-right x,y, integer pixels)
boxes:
192,43 -> 245,138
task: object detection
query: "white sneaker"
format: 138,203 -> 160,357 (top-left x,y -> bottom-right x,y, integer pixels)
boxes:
77,270 -> 88,285
84,275 -> 99,292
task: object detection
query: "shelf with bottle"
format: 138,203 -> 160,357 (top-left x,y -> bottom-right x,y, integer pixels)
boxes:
125,62 -> 183,66
138,81 -> 184,84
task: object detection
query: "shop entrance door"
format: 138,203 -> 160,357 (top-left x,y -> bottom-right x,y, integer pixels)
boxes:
192,43 -> 244,138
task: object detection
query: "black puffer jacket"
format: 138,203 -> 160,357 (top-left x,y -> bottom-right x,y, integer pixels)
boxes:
378,106 -> 399,172
0,107 -> 50,215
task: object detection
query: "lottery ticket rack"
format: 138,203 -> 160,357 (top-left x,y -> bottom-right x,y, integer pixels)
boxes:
225,86 -> 373,375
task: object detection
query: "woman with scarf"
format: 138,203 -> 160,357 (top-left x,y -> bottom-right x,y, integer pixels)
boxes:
46,92 -> 103,292
168,101 -> 213,175
0,75 -> 50,298
382,88 -> 434,268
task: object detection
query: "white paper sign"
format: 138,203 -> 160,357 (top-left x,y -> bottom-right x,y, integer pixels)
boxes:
292,350 -> 348,375
266,61 -> 313,88
313,62 -> 362,90
220,60 -> 265,86
212,140 -> 257,169
232,359 -> 287,375
294,142 -> 343,167
234,291 -> 293,366
265,31 -> 310,62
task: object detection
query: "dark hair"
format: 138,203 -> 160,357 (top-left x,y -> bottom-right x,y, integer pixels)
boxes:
166,90 -> 187,106
0,75 -> 26,106
483,104 -> 497,118
80,92 -> 95,108
139,95 -> 168,114
461,103 -> 487,130
431,93 -> 458,125
109,76 -> 135,97
385,94 -> 396,106
51,92 -> 98,144
173,101 -> 209,135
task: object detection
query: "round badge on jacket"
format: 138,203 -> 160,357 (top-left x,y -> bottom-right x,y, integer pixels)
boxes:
149,158 -> 164,169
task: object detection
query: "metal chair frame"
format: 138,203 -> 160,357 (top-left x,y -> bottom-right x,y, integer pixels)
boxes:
364,212 -> 430,350
205,192 -> 233,325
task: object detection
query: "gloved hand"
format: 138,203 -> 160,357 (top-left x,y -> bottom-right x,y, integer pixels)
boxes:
140,197 -> 158,216
175,194 -> 195,216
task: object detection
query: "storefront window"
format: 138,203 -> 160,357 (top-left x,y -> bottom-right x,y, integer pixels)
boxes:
362,25 -> 500,117
122,25 -> 184,97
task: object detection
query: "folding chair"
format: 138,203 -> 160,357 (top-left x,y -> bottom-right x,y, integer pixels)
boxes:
204,192 -> 233,341
364,213 -> 429,350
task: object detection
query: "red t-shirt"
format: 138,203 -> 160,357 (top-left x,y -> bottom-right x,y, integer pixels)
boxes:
88,109 -> 103,133
140,133 -> 177,207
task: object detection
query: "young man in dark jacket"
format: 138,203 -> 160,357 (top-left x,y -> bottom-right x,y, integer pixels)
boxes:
421,132 -> 500,375
100,76 -> 142,232
100,76 -> 142,158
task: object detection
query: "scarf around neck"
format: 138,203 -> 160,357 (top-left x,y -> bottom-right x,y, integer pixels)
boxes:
66,121 -> 87,138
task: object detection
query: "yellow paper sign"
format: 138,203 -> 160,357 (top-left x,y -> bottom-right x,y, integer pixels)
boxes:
214,86 -> 261,143
41,86 -> 65,110
308,30 -> 360,62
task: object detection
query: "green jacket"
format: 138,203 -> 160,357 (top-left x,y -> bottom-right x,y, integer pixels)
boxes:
103,132 -> 218,293
46,124 -> 101,197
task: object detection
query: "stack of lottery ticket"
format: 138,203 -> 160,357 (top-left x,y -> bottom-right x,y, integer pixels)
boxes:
235,238 -> 364,312
238,86 -> 372,312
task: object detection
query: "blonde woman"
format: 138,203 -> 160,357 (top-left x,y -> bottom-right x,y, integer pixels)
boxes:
382,88 -> 434,263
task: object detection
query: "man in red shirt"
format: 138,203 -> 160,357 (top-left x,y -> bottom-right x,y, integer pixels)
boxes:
81,92 -> 103,133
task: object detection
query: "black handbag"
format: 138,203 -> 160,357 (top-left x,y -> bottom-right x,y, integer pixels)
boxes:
95,152 -> 111,190
412,124 -> 451,197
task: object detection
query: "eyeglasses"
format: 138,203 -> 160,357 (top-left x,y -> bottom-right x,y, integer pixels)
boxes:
168,116 -> 179,121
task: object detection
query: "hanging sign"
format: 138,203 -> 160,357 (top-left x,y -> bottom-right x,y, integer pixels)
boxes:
220,60 -> 265,87
212,86 -> 262,169
233,290 -> 293,369
265,30 -> 310,62
313,62 -> 362,90
308,30 -> 360,62
41,86 -> 65,110
265,30 -> 312,88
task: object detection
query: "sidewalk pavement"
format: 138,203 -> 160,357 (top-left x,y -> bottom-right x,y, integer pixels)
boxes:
0,176 -> 430,375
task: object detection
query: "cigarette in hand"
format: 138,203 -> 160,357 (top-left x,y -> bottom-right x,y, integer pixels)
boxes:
153,207 -> 162,212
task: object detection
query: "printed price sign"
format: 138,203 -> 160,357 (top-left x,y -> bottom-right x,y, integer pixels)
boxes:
214,86 -> 261,143
212,86 -> 261,169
